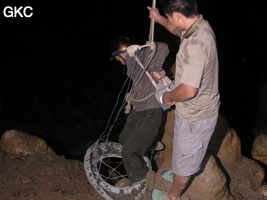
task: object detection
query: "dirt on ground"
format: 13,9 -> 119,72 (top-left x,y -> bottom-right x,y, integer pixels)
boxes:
0,153 -> 105,200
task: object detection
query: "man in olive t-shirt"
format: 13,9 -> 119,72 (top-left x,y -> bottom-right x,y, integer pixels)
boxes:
148,0 -> 220,199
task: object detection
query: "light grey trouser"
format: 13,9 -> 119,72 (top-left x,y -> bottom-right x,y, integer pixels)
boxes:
119,108 -> 162,183
172,113 -> 218,176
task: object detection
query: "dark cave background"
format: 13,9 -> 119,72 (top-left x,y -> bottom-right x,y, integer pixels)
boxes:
0,0 -> 266,161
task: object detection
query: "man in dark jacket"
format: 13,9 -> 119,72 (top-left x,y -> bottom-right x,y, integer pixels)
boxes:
110,36 -> 169,184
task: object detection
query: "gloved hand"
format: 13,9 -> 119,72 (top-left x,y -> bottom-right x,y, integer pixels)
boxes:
155,76 -> 174,110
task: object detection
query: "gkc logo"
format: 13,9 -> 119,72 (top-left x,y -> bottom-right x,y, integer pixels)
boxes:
3,6 -> 33,17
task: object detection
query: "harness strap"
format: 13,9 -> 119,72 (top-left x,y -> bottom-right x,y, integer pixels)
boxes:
134,56 -> 157,88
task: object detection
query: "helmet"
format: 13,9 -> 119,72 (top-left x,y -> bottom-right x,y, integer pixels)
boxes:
109,36 -> 132,61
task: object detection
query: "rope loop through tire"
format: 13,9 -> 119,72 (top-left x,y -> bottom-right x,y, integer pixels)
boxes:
84,141 -> 152,200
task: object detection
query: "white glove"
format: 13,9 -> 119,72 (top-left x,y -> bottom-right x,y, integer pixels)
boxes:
155,76 -> 174,110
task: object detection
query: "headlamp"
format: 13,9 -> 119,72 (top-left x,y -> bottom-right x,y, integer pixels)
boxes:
110,49 -> 127,61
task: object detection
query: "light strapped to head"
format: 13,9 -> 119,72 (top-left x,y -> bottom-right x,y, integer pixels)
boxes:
111,49 -> 127,57
109,36 -> 132,61
109,49 -> 127,61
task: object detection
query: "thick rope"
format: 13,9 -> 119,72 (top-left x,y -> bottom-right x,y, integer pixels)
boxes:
149,0 -> 156,44
126,0 -> 156,56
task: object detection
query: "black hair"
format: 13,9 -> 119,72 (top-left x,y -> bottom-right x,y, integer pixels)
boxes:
161,0 -> 198,18
109,36 -> 133,52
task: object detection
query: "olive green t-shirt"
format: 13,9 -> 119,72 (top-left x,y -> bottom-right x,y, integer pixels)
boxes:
174,16 -> 220,121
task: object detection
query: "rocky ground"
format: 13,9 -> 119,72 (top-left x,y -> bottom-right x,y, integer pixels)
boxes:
0,153 -> 105,200
0,114 -> 266,200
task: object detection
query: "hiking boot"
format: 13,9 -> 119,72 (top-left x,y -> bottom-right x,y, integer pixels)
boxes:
115,178 -> 130,187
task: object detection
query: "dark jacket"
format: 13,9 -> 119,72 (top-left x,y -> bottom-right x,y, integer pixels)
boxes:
126,42 -> 169,111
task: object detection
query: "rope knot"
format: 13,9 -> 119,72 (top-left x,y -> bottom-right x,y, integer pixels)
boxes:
126,45 -> 142,57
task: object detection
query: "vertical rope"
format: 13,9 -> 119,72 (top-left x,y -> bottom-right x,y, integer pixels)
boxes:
148,0 -> 156,44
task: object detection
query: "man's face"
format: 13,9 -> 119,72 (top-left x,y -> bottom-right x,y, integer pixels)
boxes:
166,13 -> 175,24
115,54 -> 126,65
166,12 -> 184,31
